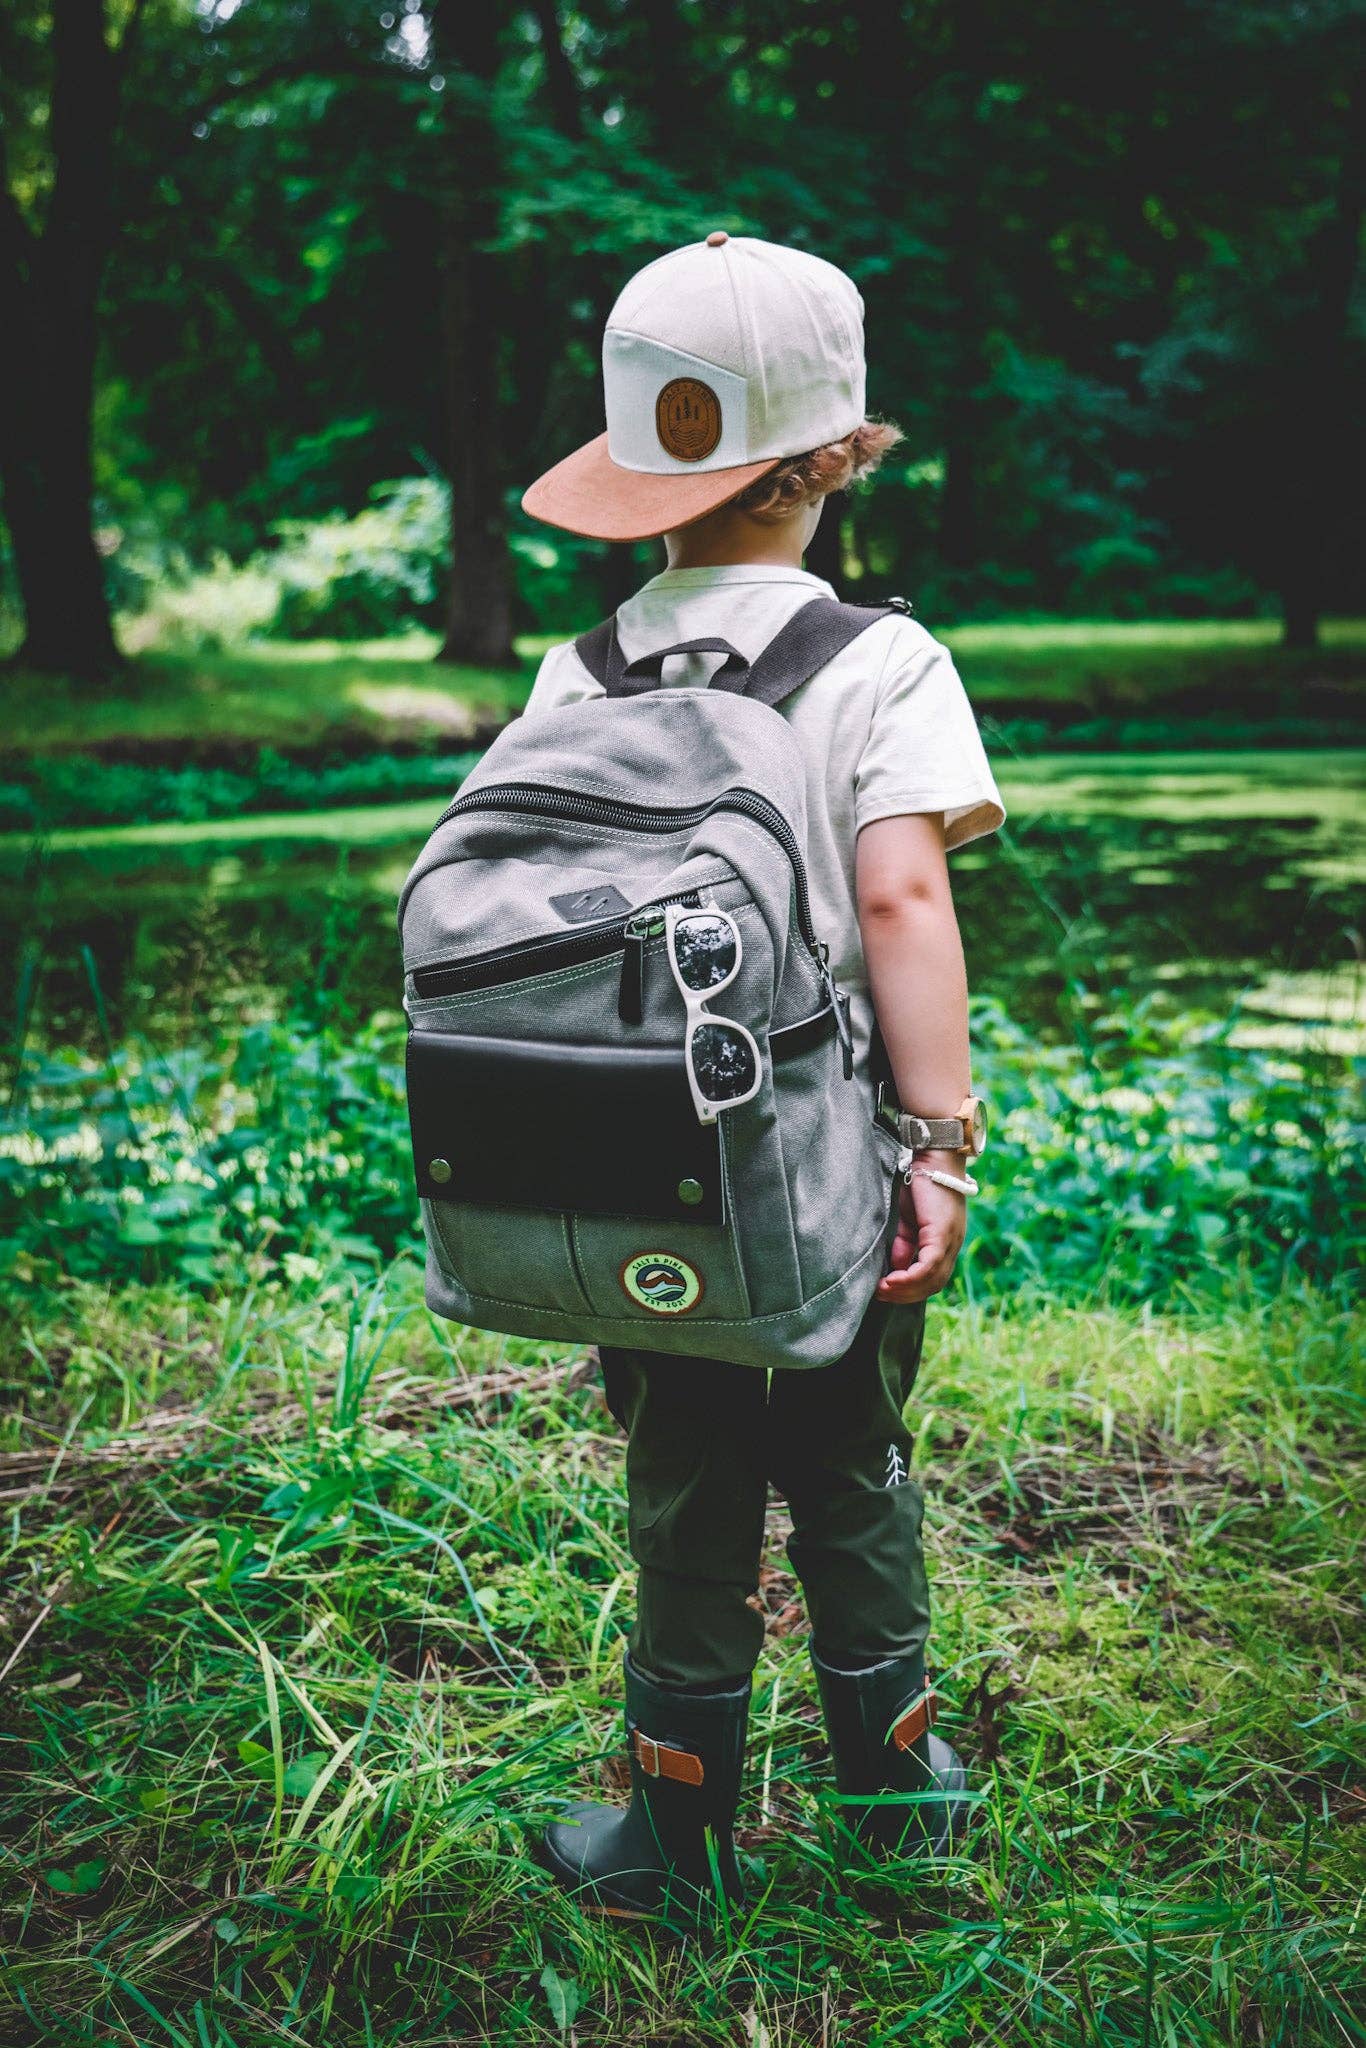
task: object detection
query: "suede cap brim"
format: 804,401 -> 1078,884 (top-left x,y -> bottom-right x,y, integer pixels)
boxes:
521,431 -> 782,543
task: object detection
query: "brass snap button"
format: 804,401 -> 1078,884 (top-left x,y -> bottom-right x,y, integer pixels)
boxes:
429,1157 -> 452,1185
677,1177 -> 704,1206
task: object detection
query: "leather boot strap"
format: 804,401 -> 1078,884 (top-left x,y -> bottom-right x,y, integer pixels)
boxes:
890,1688 -> 938,1752
632,1728 -> 705,1787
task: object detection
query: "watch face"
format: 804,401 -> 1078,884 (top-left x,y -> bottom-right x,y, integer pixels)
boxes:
966,1097 -> 987,1157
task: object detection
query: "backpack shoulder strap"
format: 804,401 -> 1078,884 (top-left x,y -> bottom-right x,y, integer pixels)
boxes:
573,617 -> 622,692
739,597 -> 903,710
574,595 -> 910,706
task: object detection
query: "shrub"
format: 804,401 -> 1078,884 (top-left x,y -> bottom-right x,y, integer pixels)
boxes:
110,478 -> 450,653
1,1018 -> 413,1287
266,477 -> 448,639
966,990 -> 1362,1300
0,748 -> 481,833
2,992 -> 1359,1303
117,550 -> 283,654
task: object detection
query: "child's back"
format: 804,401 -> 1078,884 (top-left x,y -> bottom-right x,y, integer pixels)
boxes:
411,233 -> 1003,1920
527,553 -> 1001,1073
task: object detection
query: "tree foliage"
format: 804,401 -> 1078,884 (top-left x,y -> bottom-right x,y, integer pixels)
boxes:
0,0 -> 1362,670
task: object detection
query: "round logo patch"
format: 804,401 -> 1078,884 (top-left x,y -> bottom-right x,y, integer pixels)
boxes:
655,378 -> 722,463
620,1252 -> 705,1316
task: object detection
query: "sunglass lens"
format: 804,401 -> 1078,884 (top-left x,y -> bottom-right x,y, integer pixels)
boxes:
673,914 -> 738,991
691,1021 -> 758,1102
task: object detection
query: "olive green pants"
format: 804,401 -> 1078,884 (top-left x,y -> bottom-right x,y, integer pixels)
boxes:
599,1298 -> 931,1688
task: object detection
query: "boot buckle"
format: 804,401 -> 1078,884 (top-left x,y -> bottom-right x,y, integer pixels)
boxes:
632,1728 -> 705,1787
890,1687 -> 939,1751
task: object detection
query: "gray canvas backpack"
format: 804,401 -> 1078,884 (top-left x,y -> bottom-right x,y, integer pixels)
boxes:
398,597 -> 909,1371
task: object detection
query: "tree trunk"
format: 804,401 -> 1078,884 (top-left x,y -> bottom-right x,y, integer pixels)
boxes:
434,5 -> 518,669
640,0 -> 688,163
0,365 -> 122,680
1277,83 -> 1364,651
937,2 -> 992,593
0,0 -> 125,681
1280,584 -> 1319,654
938,227 -> 989,583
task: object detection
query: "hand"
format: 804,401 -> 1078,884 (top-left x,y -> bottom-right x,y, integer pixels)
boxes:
875,1164 -> 967,1304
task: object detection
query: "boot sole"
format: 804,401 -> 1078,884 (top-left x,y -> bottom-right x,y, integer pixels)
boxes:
536,1822 -> 663,1920
538,1830 -> 734,1925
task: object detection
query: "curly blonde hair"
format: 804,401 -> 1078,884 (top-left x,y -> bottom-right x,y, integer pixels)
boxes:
735,418 -> 902,522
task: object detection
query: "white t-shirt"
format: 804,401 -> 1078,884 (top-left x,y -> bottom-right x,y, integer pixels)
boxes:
523,563 -> 1005,1064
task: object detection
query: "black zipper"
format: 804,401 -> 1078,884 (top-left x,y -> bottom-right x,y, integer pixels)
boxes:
432,781 -> 820,956
410,888 -> 700,1001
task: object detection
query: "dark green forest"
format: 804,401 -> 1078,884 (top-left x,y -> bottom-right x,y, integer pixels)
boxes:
2,0 -> 1363,682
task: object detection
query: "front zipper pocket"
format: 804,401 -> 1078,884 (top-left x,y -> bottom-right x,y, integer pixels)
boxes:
404,779 -> 851,1052
419,779 -> 822,955
411,889 -> 700,1002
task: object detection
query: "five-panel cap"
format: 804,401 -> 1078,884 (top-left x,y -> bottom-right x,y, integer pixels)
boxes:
522,233 -> 867,542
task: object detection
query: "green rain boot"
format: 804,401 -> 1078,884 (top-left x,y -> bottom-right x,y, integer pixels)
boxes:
811,1645 -> 969,1859
541,1651 -> 751,1920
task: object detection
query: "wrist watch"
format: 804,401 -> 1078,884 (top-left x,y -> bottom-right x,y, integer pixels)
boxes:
895,1095 -> 988,1159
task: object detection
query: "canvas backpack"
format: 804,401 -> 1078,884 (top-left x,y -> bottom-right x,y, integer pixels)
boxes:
397,596 -> 911,1372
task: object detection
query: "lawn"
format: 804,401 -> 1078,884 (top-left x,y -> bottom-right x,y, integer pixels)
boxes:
2,1267 -> 1361,2045
1,635 -> 535,761
4,610 -> 1363,2046
8,746 -> 1361,855
4,619 -> 1363,765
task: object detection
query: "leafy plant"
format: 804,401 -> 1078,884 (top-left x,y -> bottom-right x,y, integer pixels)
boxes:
1,1017 -> 414,1287
966,989 -> 1363,1301
3,988 -> 1359,1305
0,746 -> 481,833
108,479 -> 452,653
266,477 -> 450,640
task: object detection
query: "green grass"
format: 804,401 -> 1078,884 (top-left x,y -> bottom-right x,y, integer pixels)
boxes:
942,617 -> 1366,705
1,634 -> 535,759
2,1266 -> 1362,2045
943,616 -> 1366,655
3,620 -> 1362,766
996,748 -> 1366,820
5,747 -> 1362,855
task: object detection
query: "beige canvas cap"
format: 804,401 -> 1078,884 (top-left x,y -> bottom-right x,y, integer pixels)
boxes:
523,233 -> 867,542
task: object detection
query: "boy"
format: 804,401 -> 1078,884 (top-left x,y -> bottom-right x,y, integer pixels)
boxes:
518,233 -> 1003,1913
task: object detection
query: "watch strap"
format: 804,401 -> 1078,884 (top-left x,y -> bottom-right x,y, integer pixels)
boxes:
896,1111 -> 967,1152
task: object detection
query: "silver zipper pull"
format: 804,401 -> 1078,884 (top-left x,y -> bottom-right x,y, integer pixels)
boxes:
619,906 -> 663,1024
814,943 -> 855,1079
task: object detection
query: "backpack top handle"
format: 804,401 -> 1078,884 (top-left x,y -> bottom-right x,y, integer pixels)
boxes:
574,598 -> 898,712
618,638 -> 749,695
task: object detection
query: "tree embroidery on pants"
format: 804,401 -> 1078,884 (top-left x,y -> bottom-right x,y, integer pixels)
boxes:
884,1444 -> 909,1488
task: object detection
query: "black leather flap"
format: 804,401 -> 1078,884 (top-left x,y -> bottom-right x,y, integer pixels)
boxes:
406,1030 -> 724,1223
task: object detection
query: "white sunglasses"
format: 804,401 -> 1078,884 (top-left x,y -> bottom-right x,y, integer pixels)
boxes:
664,903 -> 763,1127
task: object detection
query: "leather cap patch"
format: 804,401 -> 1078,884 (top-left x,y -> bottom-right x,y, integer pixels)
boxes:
656,378 -> 722,462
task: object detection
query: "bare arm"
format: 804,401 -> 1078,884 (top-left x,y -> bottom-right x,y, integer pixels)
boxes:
857,812 -> 973,1303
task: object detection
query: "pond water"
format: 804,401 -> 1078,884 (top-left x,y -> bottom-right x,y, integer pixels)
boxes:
2,751 -> 1361,1061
